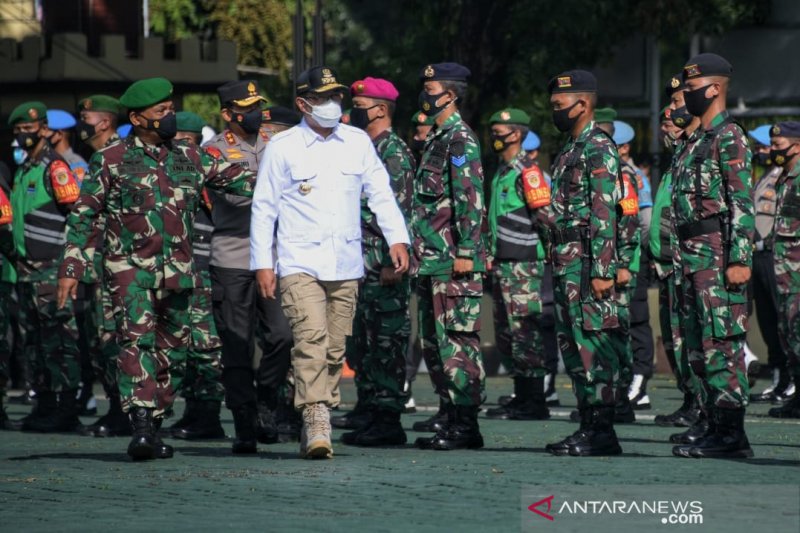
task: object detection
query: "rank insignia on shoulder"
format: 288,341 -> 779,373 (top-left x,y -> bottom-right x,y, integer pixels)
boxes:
451,154 -> 466,167
205,146 -> 222,159
224,131 -> 236,145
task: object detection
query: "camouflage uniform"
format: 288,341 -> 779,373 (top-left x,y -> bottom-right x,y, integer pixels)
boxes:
549,121 -> 621,407
672,110 -> 754,409
346,129 -> 414,413
488,151 -> 549,378
411,110 -> 487,407
59,135 -> 254,416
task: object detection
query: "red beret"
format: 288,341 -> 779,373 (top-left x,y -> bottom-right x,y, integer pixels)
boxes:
350,77 -> 399,101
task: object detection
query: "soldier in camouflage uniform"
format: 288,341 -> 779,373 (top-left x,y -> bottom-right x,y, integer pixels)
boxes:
766,121 -> 800,419
330,77 -> 414,447
411,62 -> 487,451
542,70 -> 624,457
168,111 -> 225,440
58,78 -> 255,461
483,107 -> 551,422
670,54 -> 754,459
0,173 -> 16,429
4,102 -> 83,433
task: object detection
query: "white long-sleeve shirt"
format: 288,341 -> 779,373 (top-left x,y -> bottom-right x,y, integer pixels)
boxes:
250,119 -> 410,280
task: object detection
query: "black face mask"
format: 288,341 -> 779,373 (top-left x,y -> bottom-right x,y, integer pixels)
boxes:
418,90 -> 451,117
76,121 -> 98,143
670,106 -> 693,129
770,145 -> 796,167
552,101 -> 582,133
411,139 -> 426,152
349,105 -> 380,130
754,152 -> 771,167
684,84 -> 715,117
139,112 -> 177,140
491,132 -> 514,153
233,109 -> 263,135
15,131 -> 39,150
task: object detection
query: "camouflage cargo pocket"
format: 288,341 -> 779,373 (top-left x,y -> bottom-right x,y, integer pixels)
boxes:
580,298 -> 620,331
708,286 -> 748,339
444,276 -> 483,332
509,280 -> 542,318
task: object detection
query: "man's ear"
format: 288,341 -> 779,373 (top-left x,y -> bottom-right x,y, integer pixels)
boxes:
129,111 -> 142,127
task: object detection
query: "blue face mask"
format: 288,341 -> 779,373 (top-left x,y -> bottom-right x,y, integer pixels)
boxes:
13,148 -> 27,165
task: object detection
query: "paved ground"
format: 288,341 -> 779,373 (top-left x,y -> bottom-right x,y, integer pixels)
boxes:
1,375 -> 798,532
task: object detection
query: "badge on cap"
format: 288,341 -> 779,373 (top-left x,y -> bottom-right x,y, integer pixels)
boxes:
772,125 -> 781,136
84,99 -> 93,110
356,83 -> 365,94
28,108 -> 38,119
671,78 -> 680,89
557,76 -> 572,88
500,111 -> 511,121
248,82 -> 257,95
418,112 -> 428,122
424,65 -> 435,78
299,181 -> 312,195
321,68 -> 336,84
684,64 -> 701,78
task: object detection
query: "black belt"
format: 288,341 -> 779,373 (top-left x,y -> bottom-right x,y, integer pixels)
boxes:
677,216 -> 723,241
551,226 -> 587,245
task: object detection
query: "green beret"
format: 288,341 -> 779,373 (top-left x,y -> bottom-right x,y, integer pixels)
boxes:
8,101 -> 47,126
119,77 -> 174,110
411,111 -> 435,126
79,95 -> 121,115
594,107 -> 617,124
176,111 -> 205,134
489,108 -> 530,126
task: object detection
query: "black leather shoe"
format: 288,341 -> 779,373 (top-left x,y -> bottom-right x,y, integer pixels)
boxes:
614,397 -> 636,424
654,393 -> 698,427
348,411 -> 407,447
152,418 -> 174,459
127,407 -> 156,461
168,399 -> 197,434
82,395 -> 131,437
412,399 -> 450,432
431,406 -> 483,450
23,390 -> 81,433
173,400 -> 225,440
688,408 -> 753,459
330,403 -> 373,430
563,406 -> 622,456
669,411 -> 710,444
231,404 -> 258,454
768,396 -> 800,419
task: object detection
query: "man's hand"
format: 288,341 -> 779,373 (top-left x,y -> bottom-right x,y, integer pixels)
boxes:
453,258 -> 474,275
256,268 -> 277,299
591,278 -> 614,300
389,244 -> 409,274
616,268 -> 632,287
379,266 -> 403,286
725,264 -> 751,289
57,278 -> 79,309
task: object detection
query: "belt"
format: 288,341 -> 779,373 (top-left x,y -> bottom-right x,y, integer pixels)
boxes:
551,226 -> 587,246
676,216 -> 723,241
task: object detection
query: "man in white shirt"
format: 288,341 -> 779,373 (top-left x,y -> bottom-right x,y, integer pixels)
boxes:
250,66 -> 410,459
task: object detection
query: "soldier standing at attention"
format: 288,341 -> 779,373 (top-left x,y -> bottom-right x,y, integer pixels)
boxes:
542,70 -> 624,457
483,107 -> 551,422
670,54 -> 754,459
411,62 -> 488,451
57,78 -> 255,461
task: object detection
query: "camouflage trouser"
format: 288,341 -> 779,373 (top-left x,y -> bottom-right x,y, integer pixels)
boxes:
17,280 -> 81,393
416,273 -> 485,407
776,290 -> 800,380
109,283 -> 190,417
346,273 -> 410,413
658,272 -> 692,394
0,282 -> 11,390
615,276 -> 635,391
93,282 -> 120,395
679,268 -> 749,409
184,283 -> 224,402
554,272 -> 622,407
74,282 -> 102,389
491,261 -> 548,378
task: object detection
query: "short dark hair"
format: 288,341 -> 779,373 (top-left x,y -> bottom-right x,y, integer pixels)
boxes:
511,125 -> 529,138
441,80 -> 468,101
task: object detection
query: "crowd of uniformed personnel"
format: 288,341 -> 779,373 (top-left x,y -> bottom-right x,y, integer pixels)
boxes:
0,51 -> 797,461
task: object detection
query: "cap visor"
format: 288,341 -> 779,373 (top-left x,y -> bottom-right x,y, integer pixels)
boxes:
233,95 -> 267,107
310,83 -> 349,95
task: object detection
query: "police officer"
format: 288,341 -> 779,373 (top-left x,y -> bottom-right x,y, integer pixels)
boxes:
411,62 -> 488,451
670,54 -> 754,459
58,77 -> 255,461
543,70 -> 624,457
205,80 -> 294,454
45,110 -> 89,182
484,107 -> 551,421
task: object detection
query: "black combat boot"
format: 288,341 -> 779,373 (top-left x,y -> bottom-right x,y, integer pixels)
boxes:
343,409 -> 407,447
655,392 -> 699,427
82,394 -> 132,437
151,418 -> 174,459
546,406 -> 591,456
414,402 -> 454,449
671,408 -> 715,457
411,397 -> 450,432
231,404 -> 258,454
19,391 -> 57,431
563,405 -> 622,456
127,407 -> 157,461
330,400 -> 374,430
0,394 -> 21,431
768,394 -> 800,419
168,399 -> 197,434
24,389 -> 82,432
430,405 -> 483,450
687,407 -> 753,459
173,400 -> 225,440
614,393 -> 636,424
486,377 -> 550,420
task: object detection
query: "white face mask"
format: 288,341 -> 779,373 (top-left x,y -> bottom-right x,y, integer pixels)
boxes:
302,98 -> 342,128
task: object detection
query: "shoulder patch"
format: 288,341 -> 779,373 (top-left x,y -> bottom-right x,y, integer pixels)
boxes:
0,187 -> 12,225
205,146 -> 222,160
522,165 -> 551,208
450,140 -> 465,157
386,156 -> 403,176
49,160 -> 80,204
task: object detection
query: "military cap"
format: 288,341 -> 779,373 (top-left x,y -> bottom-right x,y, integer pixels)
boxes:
747,124 -> 772,146
771,122 -> 800,139
419,62 -> 471,82
665,74 -> 685,98
412,111 -> 435,126
682,53 -> 733,81
79,95 -> 121,114
594,107 -> 617,124
522,131 -> 541,151
119,78 -> 173,110
295,66 -> 348,96
548,70 -> 597,94
489,108 -> 531,126
8,101 -> 47,126
46,109 -> 77,130
217,80 -> 266,108
612,120 -> 635,145
350,77 -> 399,101
176,111 -> 205,133
262,105 -> 301,126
